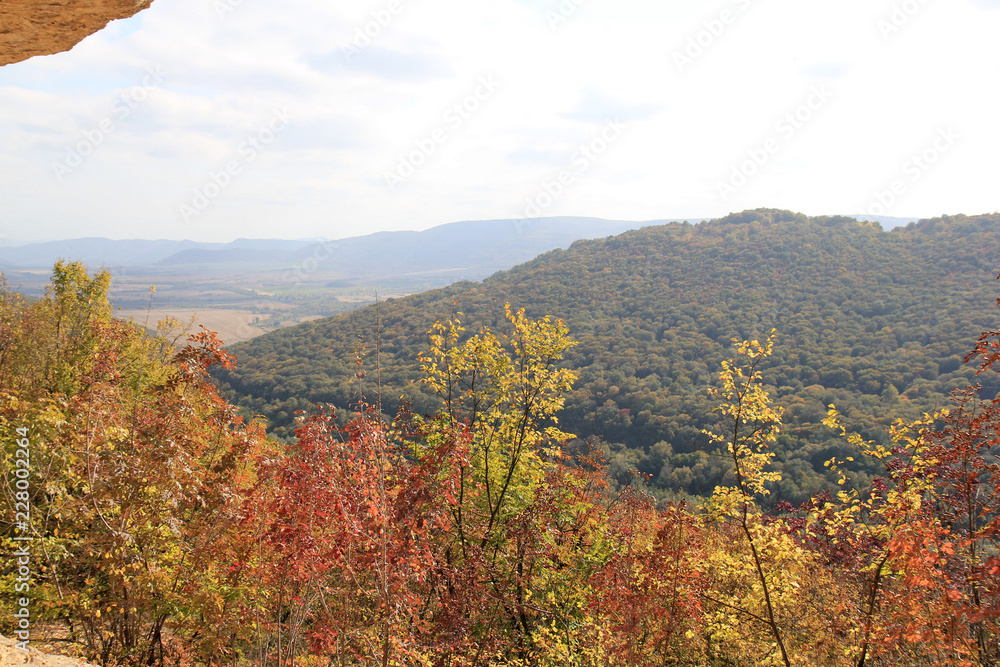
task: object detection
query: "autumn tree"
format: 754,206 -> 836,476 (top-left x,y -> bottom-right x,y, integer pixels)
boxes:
793,299 -> 1000,667
239,402 -> 466,667
699,334 -> 845,666
0,264 -> 267,664
587,494 -> 706,666
365,305 -> 598,664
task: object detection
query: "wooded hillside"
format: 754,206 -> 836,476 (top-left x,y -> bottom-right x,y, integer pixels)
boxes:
216,209 -> 1000,502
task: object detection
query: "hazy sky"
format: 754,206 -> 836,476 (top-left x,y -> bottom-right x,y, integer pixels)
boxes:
1,0 -> 998,243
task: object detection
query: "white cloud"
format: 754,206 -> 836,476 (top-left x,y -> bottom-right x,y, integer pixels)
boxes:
0,0 -> 998,242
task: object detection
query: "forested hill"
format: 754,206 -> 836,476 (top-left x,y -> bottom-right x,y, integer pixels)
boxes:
215,210 -> 1000,502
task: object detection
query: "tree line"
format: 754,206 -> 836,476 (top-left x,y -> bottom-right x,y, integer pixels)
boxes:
3,261 -> 1000,665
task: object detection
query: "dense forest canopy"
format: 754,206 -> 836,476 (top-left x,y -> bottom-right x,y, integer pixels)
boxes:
215,209 -> 1000,503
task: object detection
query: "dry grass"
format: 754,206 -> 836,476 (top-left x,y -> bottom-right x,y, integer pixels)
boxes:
117,308 -> 279,344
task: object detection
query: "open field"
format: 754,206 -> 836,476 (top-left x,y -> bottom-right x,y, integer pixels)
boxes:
5,263 -> 430,343
115,308 -> 326,344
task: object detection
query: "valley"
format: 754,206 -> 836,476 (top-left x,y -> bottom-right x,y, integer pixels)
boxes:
0,217 -> 658,342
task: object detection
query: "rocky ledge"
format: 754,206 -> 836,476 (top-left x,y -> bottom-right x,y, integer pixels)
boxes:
0,0 -> 153,66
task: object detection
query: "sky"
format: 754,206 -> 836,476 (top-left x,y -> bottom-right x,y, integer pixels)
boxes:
0,0 -> 998,243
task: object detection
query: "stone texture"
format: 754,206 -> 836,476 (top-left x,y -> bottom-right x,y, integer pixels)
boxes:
0,633 -> 94,667
0,0 -> 153,66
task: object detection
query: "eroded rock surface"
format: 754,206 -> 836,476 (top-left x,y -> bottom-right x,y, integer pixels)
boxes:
0,633 -> 95,667
0,0 -> 153,66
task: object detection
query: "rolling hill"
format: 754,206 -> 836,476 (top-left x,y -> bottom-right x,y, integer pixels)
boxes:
0,237 -> 316,269
214,210 -> 1000,502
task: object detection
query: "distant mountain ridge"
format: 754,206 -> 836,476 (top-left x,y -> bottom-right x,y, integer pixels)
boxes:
0,238 -> 316,269
0,218 -> 657,274
1,215 -> 915,274
278,217 -> 673,282
0,218 -> 680,301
